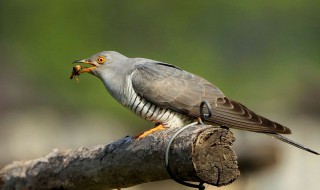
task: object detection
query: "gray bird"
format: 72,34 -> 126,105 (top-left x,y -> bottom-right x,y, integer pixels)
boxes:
72,51 -> 319,155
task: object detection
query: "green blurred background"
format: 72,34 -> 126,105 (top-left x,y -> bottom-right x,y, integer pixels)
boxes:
0,1 -> 319,190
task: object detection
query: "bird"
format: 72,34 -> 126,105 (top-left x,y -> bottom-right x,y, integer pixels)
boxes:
72,51 -> 319,155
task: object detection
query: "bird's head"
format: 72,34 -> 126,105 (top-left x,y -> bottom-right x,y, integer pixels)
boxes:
72,51 -> 128,78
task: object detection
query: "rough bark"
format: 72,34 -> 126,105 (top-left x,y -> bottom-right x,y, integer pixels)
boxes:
0,125 -> 239,190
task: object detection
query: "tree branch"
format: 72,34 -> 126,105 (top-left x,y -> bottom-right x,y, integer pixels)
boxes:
0,125 -> 239,190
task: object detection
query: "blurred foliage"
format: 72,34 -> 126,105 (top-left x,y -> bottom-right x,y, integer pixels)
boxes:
0,0 -> 319,124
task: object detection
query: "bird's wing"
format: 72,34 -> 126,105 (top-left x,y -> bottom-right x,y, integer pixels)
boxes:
131,62 -> 291,134
131,62 -> 224,115
212,97 -> 290,134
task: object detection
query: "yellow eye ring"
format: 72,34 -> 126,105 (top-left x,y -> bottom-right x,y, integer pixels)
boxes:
97,56 -> 106,64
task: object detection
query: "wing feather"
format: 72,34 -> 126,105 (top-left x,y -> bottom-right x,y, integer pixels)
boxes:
131,62 -> 291,134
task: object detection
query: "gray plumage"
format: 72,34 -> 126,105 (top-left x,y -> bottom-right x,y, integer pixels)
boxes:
73,51 -> 319,155
131,62 -> 290,134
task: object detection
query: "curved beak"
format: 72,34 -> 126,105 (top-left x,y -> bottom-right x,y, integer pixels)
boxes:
73,59 -> 90,64
70,58 -> 96,79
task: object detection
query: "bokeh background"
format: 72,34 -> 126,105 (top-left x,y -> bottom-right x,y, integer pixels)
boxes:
0,1 -> 319,190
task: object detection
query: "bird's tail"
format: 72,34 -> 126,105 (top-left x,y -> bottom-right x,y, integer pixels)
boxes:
266,133 -> 319,155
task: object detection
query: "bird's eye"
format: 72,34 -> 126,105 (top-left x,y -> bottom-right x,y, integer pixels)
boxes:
96,56 -> 106,64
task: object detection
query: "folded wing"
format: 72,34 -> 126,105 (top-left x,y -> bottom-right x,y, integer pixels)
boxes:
131,62 -> 291,134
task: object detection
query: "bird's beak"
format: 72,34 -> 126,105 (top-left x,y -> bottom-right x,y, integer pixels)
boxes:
73,59 -> 96,67
70,58 -> 97,79
72,59 -> 97,73
73,59 -> 90,64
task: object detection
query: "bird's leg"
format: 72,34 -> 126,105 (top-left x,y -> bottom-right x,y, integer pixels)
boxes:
197,117 -> 204,125
134,123 -> 166,139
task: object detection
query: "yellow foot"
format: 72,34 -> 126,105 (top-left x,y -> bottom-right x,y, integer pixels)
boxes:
134,124 -> 166,139
197,117 -> 203,124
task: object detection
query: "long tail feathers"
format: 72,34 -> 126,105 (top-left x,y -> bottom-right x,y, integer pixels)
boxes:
266,133 -> 319,155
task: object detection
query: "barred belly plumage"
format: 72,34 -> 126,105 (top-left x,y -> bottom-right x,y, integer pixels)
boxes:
123,85 -> 194,128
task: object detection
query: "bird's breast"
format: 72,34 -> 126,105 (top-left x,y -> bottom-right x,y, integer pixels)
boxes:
127,93 -> 194,128
122,77 -> 194,128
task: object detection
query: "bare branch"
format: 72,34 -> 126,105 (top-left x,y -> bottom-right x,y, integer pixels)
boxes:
0,125 -> 239,190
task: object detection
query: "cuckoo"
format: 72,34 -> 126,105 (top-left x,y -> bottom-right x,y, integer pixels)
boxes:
71,51 -> 318,155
